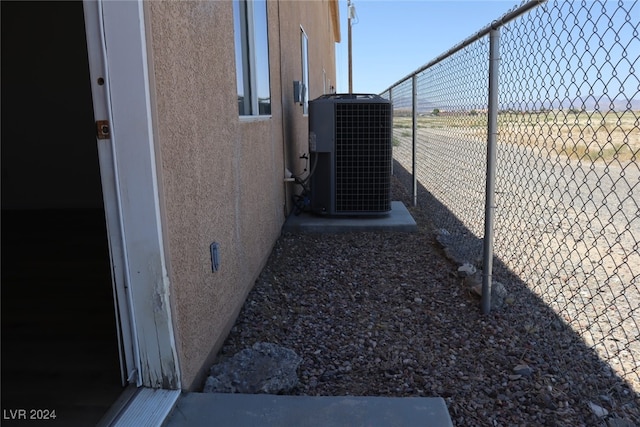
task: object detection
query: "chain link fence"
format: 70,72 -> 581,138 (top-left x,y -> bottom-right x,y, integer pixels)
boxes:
383,0 -> 639,402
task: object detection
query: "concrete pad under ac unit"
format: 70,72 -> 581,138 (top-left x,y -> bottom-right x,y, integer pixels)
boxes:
283,201 -> 418,233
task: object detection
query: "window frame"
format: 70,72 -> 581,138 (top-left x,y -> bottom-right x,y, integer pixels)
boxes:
300,26 -> 310,115
234,0 -> 271,117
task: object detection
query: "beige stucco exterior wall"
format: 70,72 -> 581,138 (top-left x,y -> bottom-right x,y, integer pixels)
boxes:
144,0 -> 338,390
278,0 -> 339,207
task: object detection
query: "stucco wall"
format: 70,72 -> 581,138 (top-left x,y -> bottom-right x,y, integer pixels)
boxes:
278,0 -> 339,208
146,0 -> 338,390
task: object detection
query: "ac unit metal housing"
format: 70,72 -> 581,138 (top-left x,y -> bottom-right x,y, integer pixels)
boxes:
309,93 -> 393,216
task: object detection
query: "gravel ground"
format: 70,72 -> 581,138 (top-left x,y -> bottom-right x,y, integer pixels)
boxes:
209,176 -> 639,426
395,129 -> 640,397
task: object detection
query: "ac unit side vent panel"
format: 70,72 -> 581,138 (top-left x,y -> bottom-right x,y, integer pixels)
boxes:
334,102 -> 392,213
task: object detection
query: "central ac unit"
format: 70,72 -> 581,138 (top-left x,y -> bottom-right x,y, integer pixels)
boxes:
308,93 -> 393,216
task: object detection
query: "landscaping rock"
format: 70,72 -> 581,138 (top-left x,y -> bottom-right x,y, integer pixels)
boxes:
513,364 -> 534,377
203,342 -> 302,394
457,263 -> 477,277
588,401 -> 609,418
471,280 -> 508,309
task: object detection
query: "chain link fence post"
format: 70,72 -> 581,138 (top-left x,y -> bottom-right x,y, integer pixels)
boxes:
482,27 -> 500,314
412,74 -> 418,206
388,86 -> 394,176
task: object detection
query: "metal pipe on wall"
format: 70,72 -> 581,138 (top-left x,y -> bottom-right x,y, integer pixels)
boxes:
348,0 -> 353,93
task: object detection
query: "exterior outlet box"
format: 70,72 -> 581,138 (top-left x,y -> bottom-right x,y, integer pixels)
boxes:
210,242 -> 220,272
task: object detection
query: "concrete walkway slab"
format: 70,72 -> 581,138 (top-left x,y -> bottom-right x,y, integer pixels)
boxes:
283,201 -> 417,233
164,393 -> 453,427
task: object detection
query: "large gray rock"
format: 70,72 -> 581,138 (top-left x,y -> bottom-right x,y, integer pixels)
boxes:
203,342 -> 302,394
435,228 -> 483,266
468,276 -> 508,310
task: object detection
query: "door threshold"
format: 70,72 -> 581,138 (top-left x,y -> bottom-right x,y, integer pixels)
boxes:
97,385 -> 181,427
97,384 -> 139,427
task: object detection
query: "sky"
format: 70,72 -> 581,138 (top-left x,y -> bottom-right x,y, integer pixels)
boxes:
335,0 -> 529,94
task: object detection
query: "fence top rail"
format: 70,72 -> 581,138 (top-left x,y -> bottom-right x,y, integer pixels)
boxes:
381,0 -> 547,94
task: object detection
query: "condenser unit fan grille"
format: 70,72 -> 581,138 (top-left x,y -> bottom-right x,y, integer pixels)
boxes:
335,103 -> 392,213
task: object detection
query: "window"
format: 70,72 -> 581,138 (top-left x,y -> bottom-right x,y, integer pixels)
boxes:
301,28 -> 309,114
234,0 -> 271,116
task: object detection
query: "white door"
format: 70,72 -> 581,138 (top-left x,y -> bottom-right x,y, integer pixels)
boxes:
82,0 -> 181,389
82,0 -> 140,387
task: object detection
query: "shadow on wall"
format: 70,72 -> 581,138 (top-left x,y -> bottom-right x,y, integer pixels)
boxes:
392,159 -> 640,424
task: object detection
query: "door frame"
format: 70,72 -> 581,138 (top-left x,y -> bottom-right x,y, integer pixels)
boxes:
83,0 -> 181,389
